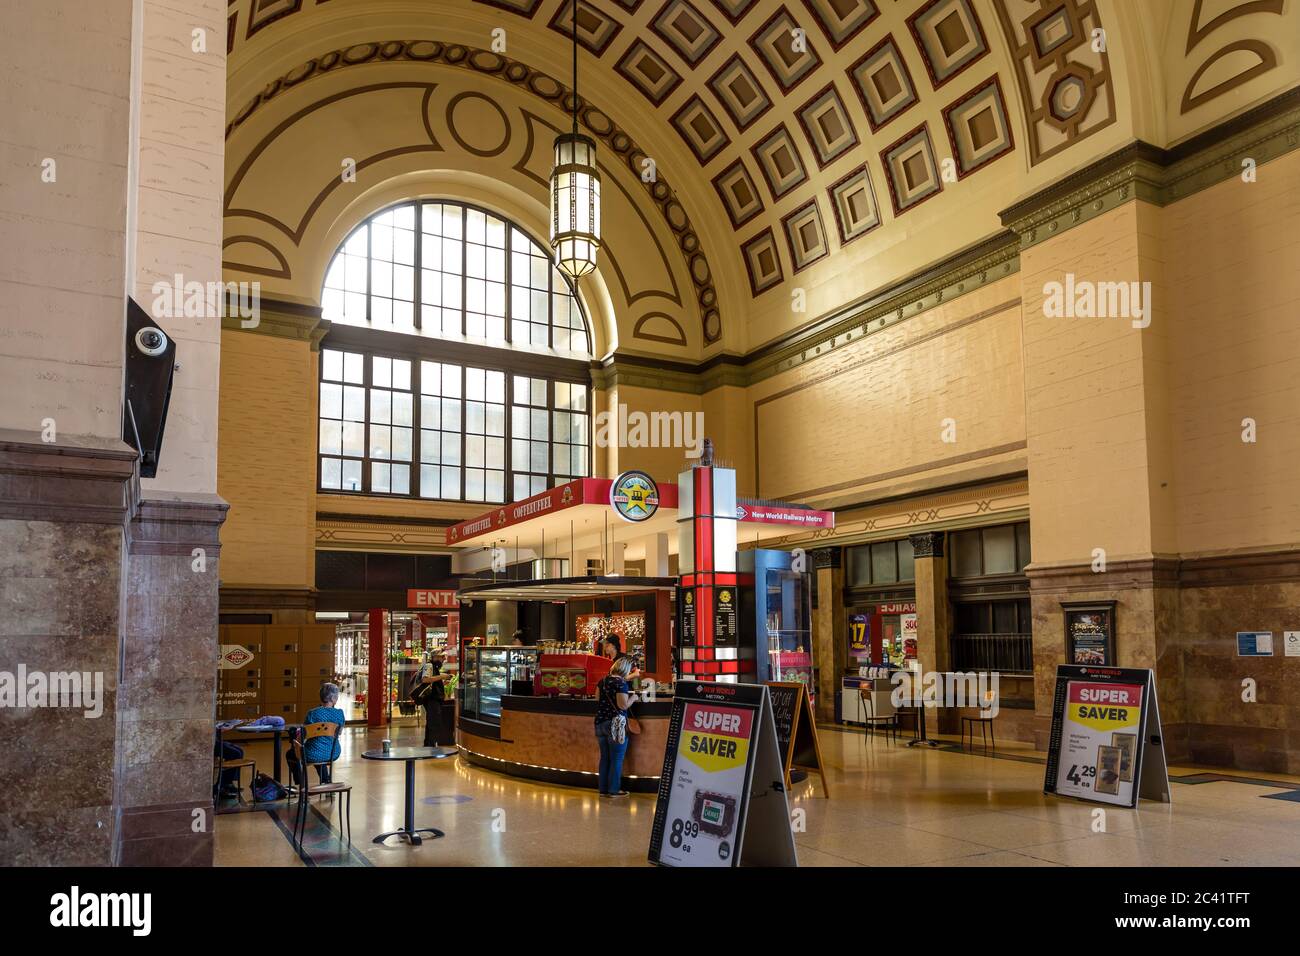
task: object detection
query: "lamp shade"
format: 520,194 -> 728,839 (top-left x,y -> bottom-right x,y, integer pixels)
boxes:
550,132 -> 601,279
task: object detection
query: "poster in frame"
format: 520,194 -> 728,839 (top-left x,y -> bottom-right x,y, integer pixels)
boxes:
1062,600 -> 1117,666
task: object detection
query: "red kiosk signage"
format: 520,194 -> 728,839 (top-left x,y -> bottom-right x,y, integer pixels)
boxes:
677,443 -> 753,682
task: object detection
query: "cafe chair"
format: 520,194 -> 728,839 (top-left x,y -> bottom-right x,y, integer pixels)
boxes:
289,722 -> 352,848
212,730 -> 256,813
960,690 -> 997,754
858,687 -> 899,745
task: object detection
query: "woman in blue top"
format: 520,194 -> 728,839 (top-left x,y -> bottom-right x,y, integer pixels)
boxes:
593,656 -> 638,797
303,682 -> 345,783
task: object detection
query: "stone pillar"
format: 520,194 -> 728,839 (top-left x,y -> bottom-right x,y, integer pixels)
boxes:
810,548 -> 845,723
909,532 -> 950,676
0,433 -> 137,865
116,493 -> 228,865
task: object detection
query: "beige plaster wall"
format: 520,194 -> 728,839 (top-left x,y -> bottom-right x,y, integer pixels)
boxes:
134,0 -> 227,496
0,0 -> 134,440
748,274 -> 1026,505
1164,148 -> 1300,556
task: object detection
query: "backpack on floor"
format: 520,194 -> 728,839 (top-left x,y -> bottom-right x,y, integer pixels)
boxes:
251,772 -> 288,803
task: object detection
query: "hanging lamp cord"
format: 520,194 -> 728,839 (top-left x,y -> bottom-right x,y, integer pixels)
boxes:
571,1 -> 579,136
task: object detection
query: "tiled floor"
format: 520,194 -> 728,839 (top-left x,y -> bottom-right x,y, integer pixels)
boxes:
214,723 -> 1300,867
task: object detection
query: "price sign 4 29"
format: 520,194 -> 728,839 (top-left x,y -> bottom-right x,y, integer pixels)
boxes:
1066,764 -> 1096,787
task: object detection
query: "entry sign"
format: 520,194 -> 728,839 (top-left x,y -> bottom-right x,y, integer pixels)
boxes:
648,682 -> 797,867
1043,665 -> 1170,808
407,589 -> 458,610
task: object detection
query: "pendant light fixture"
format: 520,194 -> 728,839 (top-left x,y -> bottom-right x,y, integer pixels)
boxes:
549,1 -> 601,279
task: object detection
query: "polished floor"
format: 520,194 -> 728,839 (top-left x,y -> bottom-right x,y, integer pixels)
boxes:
214,723 -> 1300,867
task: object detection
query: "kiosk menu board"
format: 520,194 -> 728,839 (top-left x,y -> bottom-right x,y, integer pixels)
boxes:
1043,665 -> 1169,807
648,682 -> 796,867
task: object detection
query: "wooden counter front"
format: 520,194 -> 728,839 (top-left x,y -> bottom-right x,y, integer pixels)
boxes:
457,695 -> 671,791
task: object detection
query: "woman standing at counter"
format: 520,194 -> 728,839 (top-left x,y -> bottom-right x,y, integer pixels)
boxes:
593,656 -> 638,797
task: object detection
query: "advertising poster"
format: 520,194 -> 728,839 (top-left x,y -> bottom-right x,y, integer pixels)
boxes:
900,613 -> 918,660
848,614 -> 870,659
1051,677 -> 1144,806
655,699 -> 754,866
649,683 -> 797,867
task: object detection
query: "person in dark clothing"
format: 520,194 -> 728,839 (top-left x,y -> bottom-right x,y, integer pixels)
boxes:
415,651 -> 452,747
601,634 -> 621,659
593,656 -> 638,796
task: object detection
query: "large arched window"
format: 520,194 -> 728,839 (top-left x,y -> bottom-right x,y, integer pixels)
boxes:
321,201 -> 589,354
317,202 -> 592,504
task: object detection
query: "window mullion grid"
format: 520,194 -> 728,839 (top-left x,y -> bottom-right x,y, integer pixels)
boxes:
460,206 -> 467,339
547,377 -> 556,488
414,203 -> 423,333
458,363 -> 466,502
362,354 -> 371,495
412,356 -> 422,499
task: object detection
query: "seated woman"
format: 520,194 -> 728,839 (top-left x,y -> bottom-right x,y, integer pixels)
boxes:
302,682 -> 345,784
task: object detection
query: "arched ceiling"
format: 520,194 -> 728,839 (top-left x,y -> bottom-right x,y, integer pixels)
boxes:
222,0 -> 1300,360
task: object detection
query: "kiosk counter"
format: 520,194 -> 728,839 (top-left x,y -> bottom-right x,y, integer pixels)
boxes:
456,645 -> 671,791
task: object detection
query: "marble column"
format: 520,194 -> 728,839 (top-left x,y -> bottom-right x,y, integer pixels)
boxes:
909,532 -> 950,677
810,547 -> 845,723
0,431 -> 137,865
115,493 -> 228,865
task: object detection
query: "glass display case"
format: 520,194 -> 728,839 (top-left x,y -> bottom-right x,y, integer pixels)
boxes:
459,646 -> 540,723
741,549 -> 814,702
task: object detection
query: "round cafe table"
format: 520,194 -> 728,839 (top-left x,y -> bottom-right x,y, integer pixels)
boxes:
361,746 -> 456,845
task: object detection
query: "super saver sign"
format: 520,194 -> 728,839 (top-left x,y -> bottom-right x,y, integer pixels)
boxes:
1053,681 -> 1143,805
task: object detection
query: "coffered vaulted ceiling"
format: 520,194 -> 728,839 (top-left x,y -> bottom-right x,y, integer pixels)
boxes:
222,0 -> 1300,359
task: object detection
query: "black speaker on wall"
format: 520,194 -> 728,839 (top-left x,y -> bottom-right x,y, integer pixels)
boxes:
122,296 -> 176,478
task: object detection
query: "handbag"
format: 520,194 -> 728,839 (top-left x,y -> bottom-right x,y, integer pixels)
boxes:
625,716 -> 642,735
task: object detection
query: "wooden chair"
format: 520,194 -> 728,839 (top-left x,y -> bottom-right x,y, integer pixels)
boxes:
213,730 -> 257,812
289,722 -> 352,847
858,687 -> 899,745
960,690 -> 997,753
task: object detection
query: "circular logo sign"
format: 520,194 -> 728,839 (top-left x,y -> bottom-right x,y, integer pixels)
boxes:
609,470 -> 659,522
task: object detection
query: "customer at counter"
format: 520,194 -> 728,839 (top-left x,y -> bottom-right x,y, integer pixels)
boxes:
593,656 -> 638,797
415,651 -> 452,747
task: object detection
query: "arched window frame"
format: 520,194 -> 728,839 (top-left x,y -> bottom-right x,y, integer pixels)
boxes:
317,201 -> 593,505
321,199 -> 591,355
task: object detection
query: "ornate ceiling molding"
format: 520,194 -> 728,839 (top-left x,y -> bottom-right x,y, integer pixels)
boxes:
225,38 -> 723,344
1000,87 -> 1300,251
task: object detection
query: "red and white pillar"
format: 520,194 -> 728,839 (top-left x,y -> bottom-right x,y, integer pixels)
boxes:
676,455 -> 752,682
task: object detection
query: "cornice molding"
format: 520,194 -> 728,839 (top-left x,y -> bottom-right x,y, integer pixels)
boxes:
221,297 -> 330,348
129,493 -> 230,557
0,430 -> 140,525
1000,88 -> 1300,251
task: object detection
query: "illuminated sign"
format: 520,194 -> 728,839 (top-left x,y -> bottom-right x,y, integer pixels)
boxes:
609,470 -> 660,522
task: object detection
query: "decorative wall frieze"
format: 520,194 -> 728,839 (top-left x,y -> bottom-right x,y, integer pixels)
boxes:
738,478 -> 1029,553
316,514 -> 456,553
